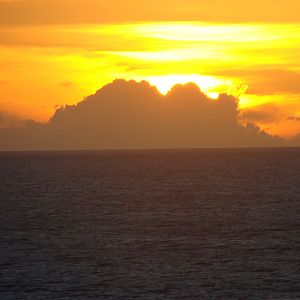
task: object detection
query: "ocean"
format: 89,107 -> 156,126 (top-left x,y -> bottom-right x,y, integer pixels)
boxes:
0,148 -> 299,299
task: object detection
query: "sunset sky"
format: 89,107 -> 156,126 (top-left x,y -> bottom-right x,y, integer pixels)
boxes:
1,0 -> 300,138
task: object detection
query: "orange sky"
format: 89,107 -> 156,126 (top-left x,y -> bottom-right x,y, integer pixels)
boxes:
0,0 -> 300,138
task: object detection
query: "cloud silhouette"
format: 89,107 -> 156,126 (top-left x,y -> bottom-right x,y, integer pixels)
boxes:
0,111 -> 25,128
0,79 -> 287,150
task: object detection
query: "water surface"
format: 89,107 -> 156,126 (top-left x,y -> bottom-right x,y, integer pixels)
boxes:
0,148 -> 299,299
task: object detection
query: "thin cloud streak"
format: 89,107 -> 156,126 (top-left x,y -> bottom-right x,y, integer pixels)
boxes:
0,0 -> 300,25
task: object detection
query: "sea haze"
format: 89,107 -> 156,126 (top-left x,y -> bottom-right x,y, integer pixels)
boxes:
0,148 -> 299,299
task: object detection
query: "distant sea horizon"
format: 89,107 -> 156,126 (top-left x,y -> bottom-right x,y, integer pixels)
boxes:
1,145 -> 300,153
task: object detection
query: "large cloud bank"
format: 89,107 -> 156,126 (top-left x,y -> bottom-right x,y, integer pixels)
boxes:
0,79 -> 287,150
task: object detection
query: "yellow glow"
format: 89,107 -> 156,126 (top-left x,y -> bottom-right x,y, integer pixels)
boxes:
144,74 -> 234,95
0,21 -> 300,137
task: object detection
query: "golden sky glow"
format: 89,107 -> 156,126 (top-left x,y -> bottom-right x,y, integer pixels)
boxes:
1,4 -> 300,138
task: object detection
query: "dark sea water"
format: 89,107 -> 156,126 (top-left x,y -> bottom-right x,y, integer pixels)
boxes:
0,148 -> 300,299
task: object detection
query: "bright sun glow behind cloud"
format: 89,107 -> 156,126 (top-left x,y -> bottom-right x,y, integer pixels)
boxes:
144,74 -> 232,97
